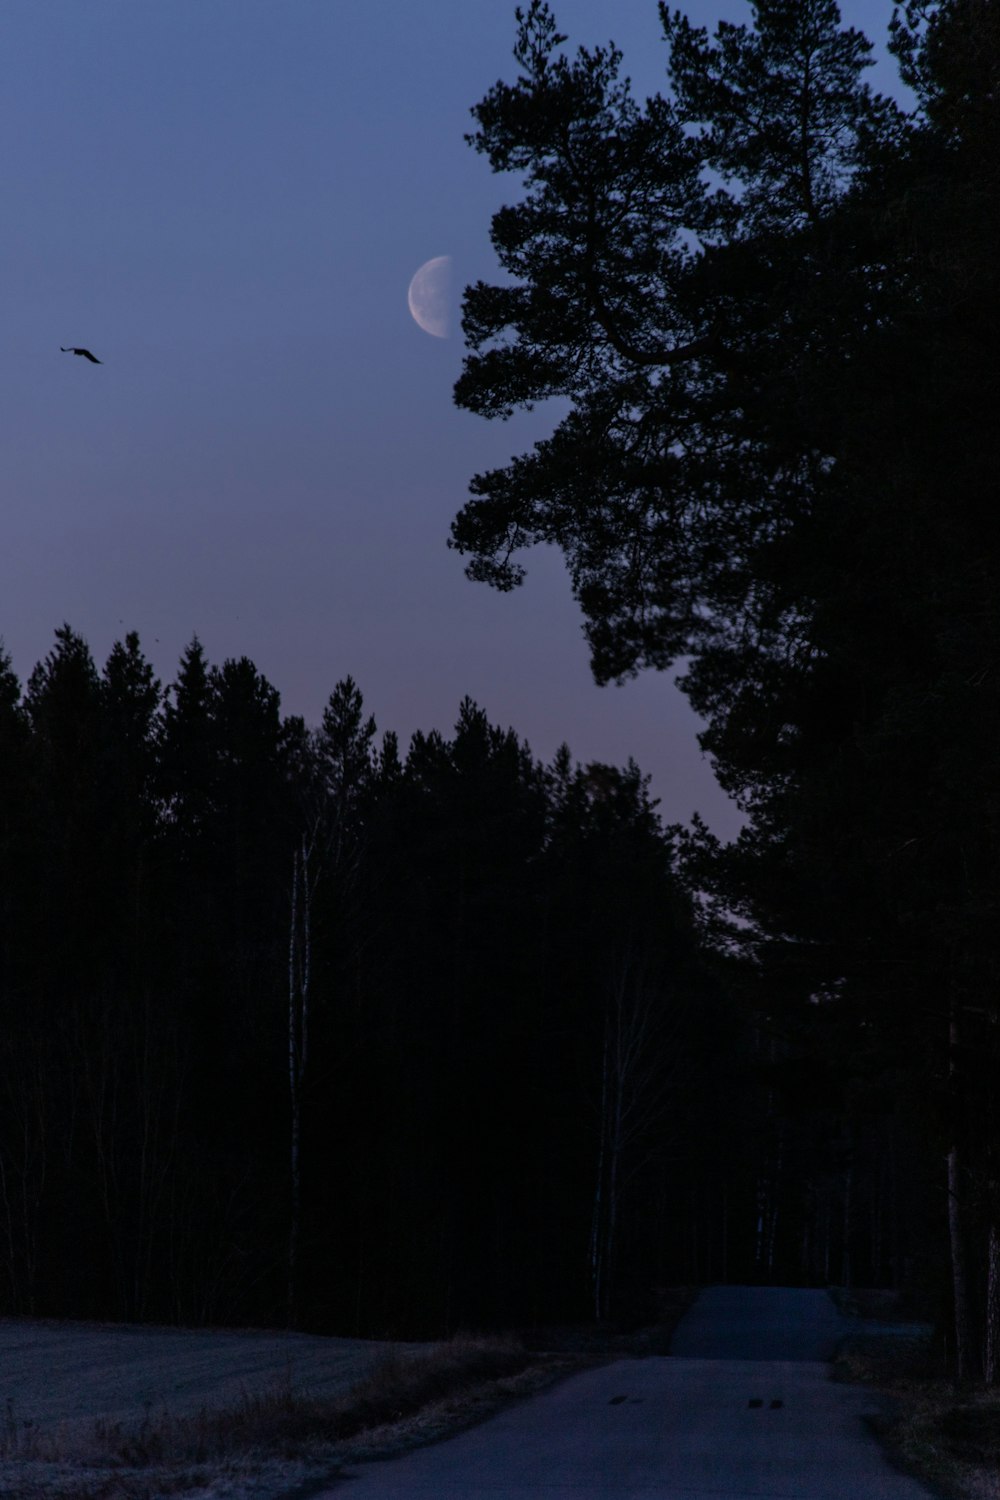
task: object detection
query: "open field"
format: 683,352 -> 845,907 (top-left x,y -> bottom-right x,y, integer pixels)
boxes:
0,1318 -> 421,1436
0,1318 -> 566,1500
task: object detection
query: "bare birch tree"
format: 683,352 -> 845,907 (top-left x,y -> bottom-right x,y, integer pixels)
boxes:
287,823 -> 322,1327
286,680 -> 376,1326
0,1036 -> 47,1314
985,1220 -> 1000,1386
589,944 -> 683,1321
947,999 -> 976,1380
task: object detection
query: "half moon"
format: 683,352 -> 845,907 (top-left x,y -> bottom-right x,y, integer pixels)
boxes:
407,256 -> 452,339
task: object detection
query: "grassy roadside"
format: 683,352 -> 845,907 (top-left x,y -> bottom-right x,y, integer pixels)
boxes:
831,1289 -> 1000,1500
0,1288 -> 697,1499
0,1333 -> 578,1500
0,1292 -> 698,1500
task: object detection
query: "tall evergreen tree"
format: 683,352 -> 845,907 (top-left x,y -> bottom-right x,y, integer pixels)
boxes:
449,0 -> 1000,1368
0,646 -> 28,1002
159,637 -> 217,855
23,625 -> 104,1000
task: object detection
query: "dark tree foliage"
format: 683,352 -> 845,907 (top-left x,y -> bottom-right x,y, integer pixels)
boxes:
0,627 -> 754,1333
450,0 -> 1000,1373
451,0 -> 902,685
0,646 -> 30,1000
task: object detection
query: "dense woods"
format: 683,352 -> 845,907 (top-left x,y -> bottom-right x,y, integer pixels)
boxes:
450,0 -> 1000,1378
0,624 -> 928,1338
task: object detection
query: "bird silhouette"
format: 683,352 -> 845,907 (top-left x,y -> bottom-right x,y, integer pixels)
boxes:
61,347 -> 102,363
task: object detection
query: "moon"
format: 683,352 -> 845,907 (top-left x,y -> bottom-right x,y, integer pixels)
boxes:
407,256 -> 452,338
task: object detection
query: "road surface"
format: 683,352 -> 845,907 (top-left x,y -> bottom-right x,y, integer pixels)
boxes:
316,1286 -> 939,1498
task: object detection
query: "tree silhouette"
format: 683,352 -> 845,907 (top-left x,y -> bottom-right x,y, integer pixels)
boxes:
451,0 -> 1000,1372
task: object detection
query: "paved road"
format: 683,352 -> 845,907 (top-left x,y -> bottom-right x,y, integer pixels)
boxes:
669,1284 -> 854,1361
316,1286 -> 939,1498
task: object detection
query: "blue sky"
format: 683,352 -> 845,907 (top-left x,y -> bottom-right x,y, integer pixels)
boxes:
2,0 -> 902,837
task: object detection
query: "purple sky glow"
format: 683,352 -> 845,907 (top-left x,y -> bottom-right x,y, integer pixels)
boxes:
2,0 -> 901,838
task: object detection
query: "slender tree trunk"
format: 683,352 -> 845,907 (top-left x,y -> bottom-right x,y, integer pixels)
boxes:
887,1127 -> 900,1290
79,1001 -> 130,1318
755,1177 -> 767,1274
871,1141 -> 884,1286
288,850 -> 299,1327
691,1204 -> 700,1283
947,1145 -> 974,1379
591,1035 -> 623,1321
589,948 -> 669,1321
590,1025 -> 610,1321
984,1218 -> 1000,1386
841,1163 -> 853,1290
129,991 -> 181,1323
947,1004 -> 976,1380
0,1068 -> 46,1316
721,1181 -> 729,1284
288,837 -> 312,1328
766,1129 -> 784,1279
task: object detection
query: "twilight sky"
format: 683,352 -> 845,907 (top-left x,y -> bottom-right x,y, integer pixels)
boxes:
2,0 -> 901,838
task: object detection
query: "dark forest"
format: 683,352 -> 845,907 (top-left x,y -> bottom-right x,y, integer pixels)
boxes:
2,0 -> 998,1391
446,0 -> 999,1380
0,627 -> 936,1341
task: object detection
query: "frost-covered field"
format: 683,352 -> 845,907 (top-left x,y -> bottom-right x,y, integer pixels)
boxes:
0,1317 -> 421,1499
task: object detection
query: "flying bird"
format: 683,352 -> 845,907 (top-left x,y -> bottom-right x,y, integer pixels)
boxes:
61,347 -> 102,363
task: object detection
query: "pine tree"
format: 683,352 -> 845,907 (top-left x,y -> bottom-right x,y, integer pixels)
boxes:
452,0 -> 1000,1369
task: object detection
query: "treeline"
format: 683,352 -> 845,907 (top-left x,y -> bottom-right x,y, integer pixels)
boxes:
0,626 -> 930,1334
0,625 -> 719,1333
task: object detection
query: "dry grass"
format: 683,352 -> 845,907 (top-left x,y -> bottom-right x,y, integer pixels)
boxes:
831,1285 -> 934,1322
0,1288 -> 693,1497
0,1333 -> 572,1500
833,1316 -> 1000,1500
875,1380 -> 1000,1500
833,1332 -> 945,1388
